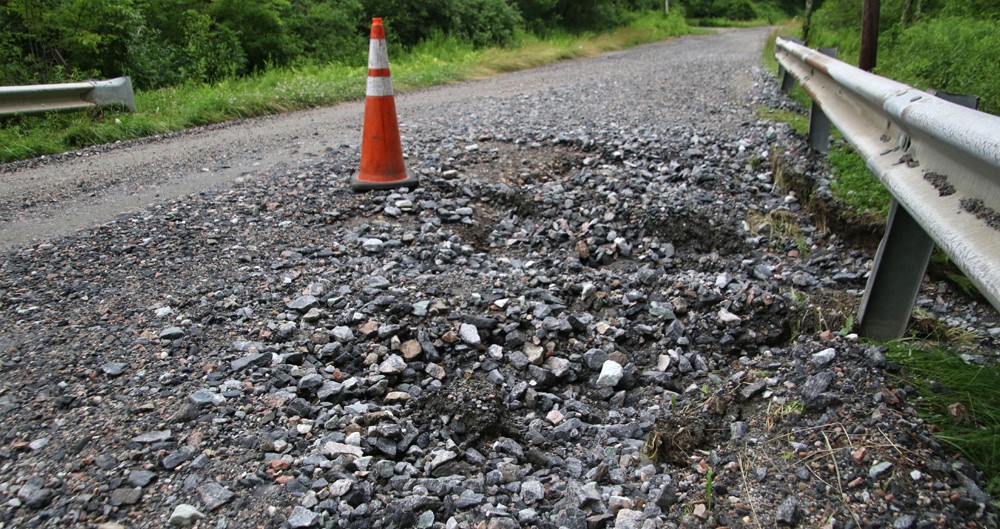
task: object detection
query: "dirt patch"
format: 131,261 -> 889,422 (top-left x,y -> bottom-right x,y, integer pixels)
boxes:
772,149 -> 885,250
810,197 -> 885,249
458,141 -> 586,187
639,209 -> 747,256
785,288 -> 858,338
406,376 -> 519,450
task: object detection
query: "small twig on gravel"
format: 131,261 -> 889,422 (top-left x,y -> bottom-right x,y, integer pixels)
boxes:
738,452 -> 765,529
822,430 -> 864,529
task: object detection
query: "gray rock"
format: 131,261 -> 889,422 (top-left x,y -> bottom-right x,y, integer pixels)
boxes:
231,352 -> 270,372
459,323 -> 481,346
189,389 -> 225,406
361,238 -> 384,253
331,326 -> 355,342
775,495 -> 799,525
102,362 -> 128,376
740,379 -> 766,400
596,360 -> 623,387
131,430 -> 172,443
811,348 -> 836,369
730,421 -> 749,440
545,356 -> 572,378
198,482 -> 234,510
286,295 -> 318,311
169,504 -> 205,527
614,509 -> 644,529
162,448 -> 195,470
287,506 -> 320,528
298,373 -> 325,390
521,480 -> 545,504
110,487 -> 142,505
159,326 -> 185,340
379,354 -> 407,375
456,489 -> 485,508
869,461 -> 893,479
127,470 -> 156,488
584,348 -> 609,371
317,380 -> 343,400
894,514 -> 917,529
16,481 -> 51,509
801,370 -> 835,401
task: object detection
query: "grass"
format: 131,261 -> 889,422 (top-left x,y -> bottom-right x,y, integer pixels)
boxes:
885,342 -> 1000,500
755,106 -> 808,135
827,145 -> 892,216
0,11 -> 692,164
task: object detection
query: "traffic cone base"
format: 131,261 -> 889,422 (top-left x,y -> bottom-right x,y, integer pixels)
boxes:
352,18 -> 418,192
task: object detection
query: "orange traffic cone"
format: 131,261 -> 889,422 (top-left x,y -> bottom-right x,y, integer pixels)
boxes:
352,17 -> 418,191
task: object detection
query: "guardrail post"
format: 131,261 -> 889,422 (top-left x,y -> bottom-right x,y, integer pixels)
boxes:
807,47 -> 837,153
856,92 -> 980,340
778,38 -> 802,94
927,88 -> 980,110
856,201 -> 935,340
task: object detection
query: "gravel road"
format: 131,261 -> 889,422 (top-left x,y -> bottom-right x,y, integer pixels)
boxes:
1,26 -> 998,529
0,28 -> 757,252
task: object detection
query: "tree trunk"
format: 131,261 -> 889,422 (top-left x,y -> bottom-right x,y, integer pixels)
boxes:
803,0 -> 815,44
665,0 -> 670,14
900,0 -> 913,26
859,0 -> 880,71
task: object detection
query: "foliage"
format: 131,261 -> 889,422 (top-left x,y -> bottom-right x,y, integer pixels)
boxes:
884,17 -> 1000,115
808,0 -> 999,115
0,0 -> 796,92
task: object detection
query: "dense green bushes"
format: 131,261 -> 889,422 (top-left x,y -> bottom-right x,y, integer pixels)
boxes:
0,0 -> 804,92
808,0 -> 1000,114
0,0 -> 689,91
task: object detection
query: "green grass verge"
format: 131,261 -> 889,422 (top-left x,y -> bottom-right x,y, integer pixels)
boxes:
886,342 -> 1000,500
827,145 -> 892,216
0,11 -> 691,164
755,106 -> 808,135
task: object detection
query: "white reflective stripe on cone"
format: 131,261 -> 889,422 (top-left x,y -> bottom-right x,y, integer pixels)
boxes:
366,76 -> 394,97
369,40 -> 390,70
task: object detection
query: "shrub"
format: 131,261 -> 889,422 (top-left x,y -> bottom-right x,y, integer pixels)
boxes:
885,17 -> 1000,114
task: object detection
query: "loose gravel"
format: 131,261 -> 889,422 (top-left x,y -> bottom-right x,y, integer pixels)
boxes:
1,27 -> 998,529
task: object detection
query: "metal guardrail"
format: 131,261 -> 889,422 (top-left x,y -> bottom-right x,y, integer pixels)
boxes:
0,76 -> 136,117
774,37 -> 1000,340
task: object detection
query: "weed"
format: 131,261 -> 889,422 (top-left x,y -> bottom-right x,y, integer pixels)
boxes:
839,315 -> 855,336
705,467 -> 715,511
907,309 -> 978,345
884,342 -> 1000,499
783,288 -> 856,339
747,209 -> 809,254
929,251 -> 984,300
766,397 -> 804,431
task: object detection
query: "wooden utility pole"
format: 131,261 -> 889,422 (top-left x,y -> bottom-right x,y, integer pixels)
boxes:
859,0 -> 880,71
